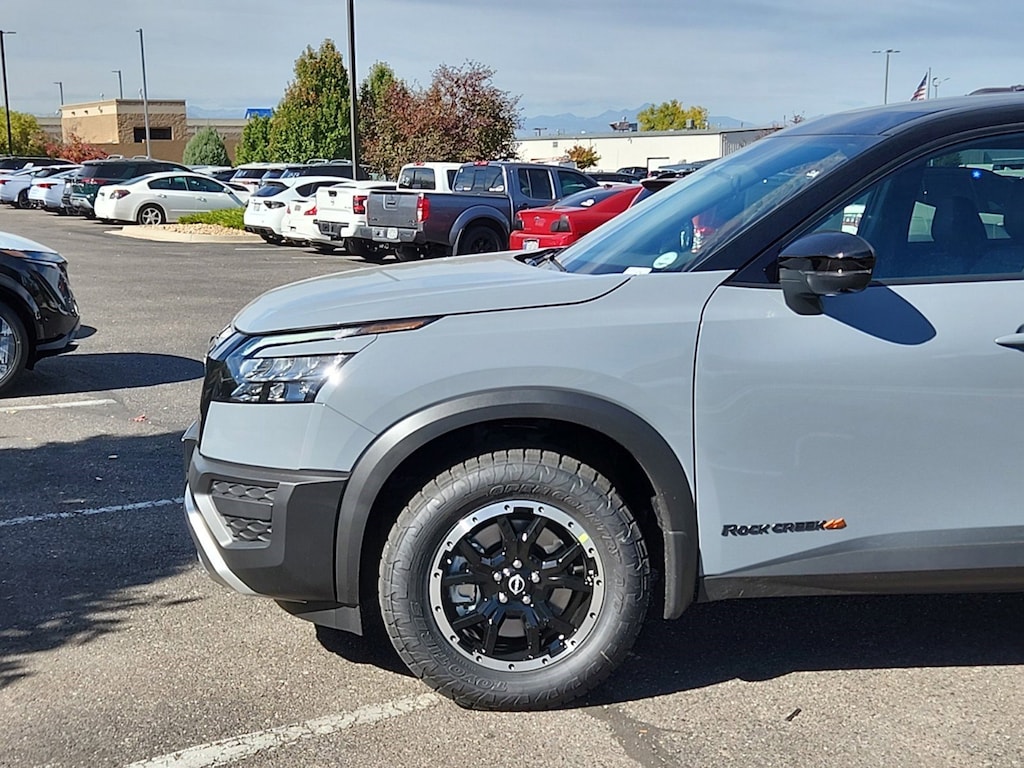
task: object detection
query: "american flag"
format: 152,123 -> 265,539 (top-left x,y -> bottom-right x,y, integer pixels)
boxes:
911,74 -> 928,101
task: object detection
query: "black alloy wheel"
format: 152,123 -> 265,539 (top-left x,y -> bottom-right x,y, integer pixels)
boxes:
16,189 -> 30,209
379,449 -> 650,710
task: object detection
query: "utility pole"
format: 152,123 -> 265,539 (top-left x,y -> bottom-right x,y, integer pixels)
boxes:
0,30 -> 15,154
113,69 -> 123,99
54,80 -> 63,105
872,48 -> 900,104
346,0 -> 359,177
137,28 -> 151,158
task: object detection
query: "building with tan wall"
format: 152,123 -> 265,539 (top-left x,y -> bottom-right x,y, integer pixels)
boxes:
53,99 -> 243,163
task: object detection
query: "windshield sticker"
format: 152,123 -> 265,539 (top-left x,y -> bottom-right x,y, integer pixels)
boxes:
652,252 -> 679,269
623,266 -> 652,275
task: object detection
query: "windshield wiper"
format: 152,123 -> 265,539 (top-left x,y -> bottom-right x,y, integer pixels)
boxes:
527,249 -> 566,271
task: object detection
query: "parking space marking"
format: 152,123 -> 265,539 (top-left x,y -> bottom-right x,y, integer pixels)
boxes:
1,397 -> 117,412
0,497 -> 184,528
124,693 -> 440,768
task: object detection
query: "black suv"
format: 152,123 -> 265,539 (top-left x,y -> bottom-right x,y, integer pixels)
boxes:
69,157 -> 191,217
0,232 -> 80,394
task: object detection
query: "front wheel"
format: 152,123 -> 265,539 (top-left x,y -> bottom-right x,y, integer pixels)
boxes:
136,204 -> 165,226
379,449 -> 650,710
0,301 -> 29,395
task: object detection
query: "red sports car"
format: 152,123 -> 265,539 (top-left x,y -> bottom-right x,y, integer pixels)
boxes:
509,184 -> 642,250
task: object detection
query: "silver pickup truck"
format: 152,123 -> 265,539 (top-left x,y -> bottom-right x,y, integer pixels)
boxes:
365,161 -> 597,260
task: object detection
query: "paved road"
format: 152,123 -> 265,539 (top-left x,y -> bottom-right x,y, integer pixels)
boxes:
2,209 -> 1023,767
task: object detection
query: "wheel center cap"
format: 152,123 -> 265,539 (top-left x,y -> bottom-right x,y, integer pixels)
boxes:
506,573 -> 527,596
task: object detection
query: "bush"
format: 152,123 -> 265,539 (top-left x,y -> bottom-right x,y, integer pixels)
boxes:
183,126 -> 231,166
178,207 -> 245,229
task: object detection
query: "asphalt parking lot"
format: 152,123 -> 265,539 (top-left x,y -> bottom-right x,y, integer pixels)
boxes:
2,208 -> 1024,767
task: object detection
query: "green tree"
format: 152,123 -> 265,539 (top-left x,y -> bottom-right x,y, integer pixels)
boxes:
637,100 -> 709,131
235,114 -> 273,164
360,61 -> 520,178
182,126 -> 231,166
358,61 -> 402,177
566,144 -> 600,170
269,39 -> 352,163
1,110 -> 47,155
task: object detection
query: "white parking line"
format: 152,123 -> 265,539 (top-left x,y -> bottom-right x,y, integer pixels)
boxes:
0,497 -> 184,528
1,398 -> 117,413
124,693 -> 440,768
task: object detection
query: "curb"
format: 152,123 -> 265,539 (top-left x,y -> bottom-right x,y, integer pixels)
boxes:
107,226 -> 264,244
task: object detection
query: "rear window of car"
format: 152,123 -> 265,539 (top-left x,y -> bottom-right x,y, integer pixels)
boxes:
233,168 -> 270,180
80,163 -> 139,180
254,182 -> 288,198
555,186 -> 629,209
398,168 -> 436,190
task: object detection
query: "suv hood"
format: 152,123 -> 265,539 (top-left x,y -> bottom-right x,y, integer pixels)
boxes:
233,252 -> 628,334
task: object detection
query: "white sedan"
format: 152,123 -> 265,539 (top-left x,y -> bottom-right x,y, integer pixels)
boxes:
0,165 -> 79,209
28,168 -> 82,213
243,176 -> 342,243
94,171 -> 248,225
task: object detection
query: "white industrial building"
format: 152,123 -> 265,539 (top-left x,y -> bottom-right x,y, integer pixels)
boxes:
515,126 -> 777,173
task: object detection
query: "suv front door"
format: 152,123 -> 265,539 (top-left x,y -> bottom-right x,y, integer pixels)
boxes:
694,133 -> 1024,589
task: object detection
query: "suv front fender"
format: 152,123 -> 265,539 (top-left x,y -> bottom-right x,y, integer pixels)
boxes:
334,387 -> 698,622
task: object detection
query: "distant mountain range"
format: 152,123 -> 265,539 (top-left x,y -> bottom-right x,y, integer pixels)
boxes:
516,106 -> 755,137
185,104 -> 755,133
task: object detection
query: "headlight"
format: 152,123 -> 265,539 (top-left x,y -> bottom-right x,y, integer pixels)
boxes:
230,353 -> 349,403
207,317 -> 437,406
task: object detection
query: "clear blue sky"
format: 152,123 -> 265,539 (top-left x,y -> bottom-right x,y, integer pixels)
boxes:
3,0 -> 1020,125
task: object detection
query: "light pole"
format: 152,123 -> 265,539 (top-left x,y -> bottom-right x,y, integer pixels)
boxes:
346,0 -> 359,176
0,30 -> 15,155
112,69 -> 123,99
54,80 -> 63,105
931,76 -> 950,98
136,28 -> 151,158
872,48 -> 900,104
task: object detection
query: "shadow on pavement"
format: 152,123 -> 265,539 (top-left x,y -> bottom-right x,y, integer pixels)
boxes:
0,431 -> 196,689
3,352 -> 203,398
582,591 -> 1024,707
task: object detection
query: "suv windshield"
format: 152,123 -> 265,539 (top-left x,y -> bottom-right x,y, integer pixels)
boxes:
554,134 -> 879,275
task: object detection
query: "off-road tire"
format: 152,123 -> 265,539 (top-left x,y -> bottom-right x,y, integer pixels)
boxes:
379,449 -> 650,710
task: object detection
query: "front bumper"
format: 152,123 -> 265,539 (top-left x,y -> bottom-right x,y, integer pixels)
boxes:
183,429 -> 355,626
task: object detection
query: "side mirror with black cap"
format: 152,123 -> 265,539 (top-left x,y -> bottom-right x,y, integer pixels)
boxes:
778,231 -> 876,315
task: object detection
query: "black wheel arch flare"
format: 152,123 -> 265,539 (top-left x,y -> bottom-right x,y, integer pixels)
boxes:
334,387 -> 699,622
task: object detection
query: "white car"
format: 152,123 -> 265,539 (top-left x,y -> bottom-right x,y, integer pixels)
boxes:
243,177 -> 343,244
314,179 -> 397,259
1,165 -> 78,209
93,171 -> 248,225
280,194 -> 335,251
28,168 -> 82,213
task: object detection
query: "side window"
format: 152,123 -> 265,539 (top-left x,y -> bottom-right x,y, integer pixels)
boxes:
186,176 -> 225,193
148,177 -> 174,191
802,134 -> 1024,281
557,170 -> 592,198
517,168 -> 554,200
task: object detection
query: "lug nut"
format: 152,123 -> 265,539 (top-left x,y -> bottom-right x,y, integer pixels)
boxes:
522,595 -> 532,605
530,572 -> 540,584
512,559 -> 523,568
492,572 -> 502,582
497,592 -> 508,603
